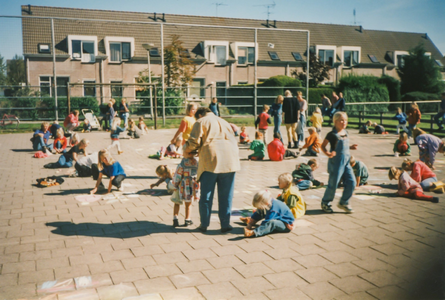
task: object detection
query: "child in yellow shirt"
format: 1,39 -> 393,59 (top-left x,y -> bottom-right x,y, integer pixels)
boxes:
310,107 -> 323,134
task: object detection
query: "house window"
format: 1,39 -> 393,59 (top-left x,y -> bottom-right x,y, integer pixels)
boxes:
71,40 -> 95,63
84,80 -> 96,97
216,82 -> 227,104
397,54 -> 406,68
268,51 -> 280,60
318,49 -> 334,66
39,76 -> 70,97
343,50 -> 359,66
237,81 -> 248,85
189,78 -> 205,98
110,42 -> 131,62
111,81 -> 123,98
292,52 -> 303,61
38,44 -> 51,54
204,41 -> 229,65
238,47 -> 255,64
368,55 -> 379,63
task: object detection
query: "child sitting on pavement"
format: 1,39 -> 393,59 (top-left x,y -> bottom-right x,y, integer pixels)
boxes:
150,165 -> 176,194
242,190 -> 295,238
388,166 -> 439,203
401,159 -> 443,193
138,117 -> 150,135
248,131 -> 266,161
53,127 -> 68,154
350,156 -> 369,186
359,120 -> 372,134
158,136 -> 183,160
240,126 -> 251,144
393,132 -> 411,157
292,159 -> 324,190
300,127 -> 322,156
373,122 -> 388,134
171,148 -> 200,227
267,132 -> 298,161
82,119 -> 92,133
276,173 -> 306,219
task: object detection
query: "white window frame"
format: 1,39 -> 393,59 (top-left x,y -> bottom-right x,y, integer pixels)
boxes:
110,80 -> 123,98
39,75 -> 70,97
394,51 -> 409,67
67,35 -> 98,63
316,45 -> 337,66
203,41 -> 229,65
231,42 -> 258,65
339,46 -> 361,66
104,37 -> 135,63
83,79 -> 96,97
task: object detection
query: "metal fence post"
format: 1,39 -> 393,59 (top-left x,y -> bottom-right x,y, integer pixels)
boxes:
254,28 -> 258,119
358,111 -> 362,127
430,115 -> 434,134
50,18 -> 58,120
154,85 -> 158,130
67,82 -> 71,115
160,23 -> 165,126
380,112 -> 383,125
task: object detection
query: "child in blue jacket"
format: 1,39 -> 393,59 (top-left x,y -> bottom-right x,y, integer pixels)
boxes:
392,107 -> 408,134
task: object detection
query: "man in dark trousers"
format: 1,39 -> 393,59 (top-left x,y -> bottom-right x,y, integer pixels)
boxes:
282,90 -> 300,148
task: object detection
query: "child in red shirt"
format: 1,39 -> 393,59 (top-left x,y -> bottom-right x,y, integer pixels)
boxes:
255,104 -> 271,144
389,167 -> 438,203
267,133 -> 298,161
239,126 -> 251,144
53,128 -> 68,154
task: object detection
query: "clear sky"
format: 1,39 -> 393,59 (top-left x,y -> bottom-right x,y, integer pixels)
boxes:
0,0 -> 444,60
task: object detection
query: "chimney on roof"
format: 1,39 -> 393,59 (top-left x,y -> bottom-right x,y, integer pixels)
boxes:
359,25 -> 363,33
154,12 -> 157,21
273,20 -> 276,28
162,13 -> 165,21
266,19 -> 269,27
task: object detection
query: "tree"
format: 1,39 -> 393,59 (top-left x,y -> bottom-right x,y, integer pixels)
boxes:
0,53 -> 6,86
398,43 -> 443,95
164,35 -> 195,87
6,54 -> 26,86
291,52 -> 330,87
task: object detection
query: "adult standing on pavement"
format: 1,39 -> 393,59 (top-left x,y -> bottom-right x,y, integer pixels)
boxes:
321,94 -> 332,117
185,107 -> 240,232
330,92 -> 346,118
296,91 -> 308,147
282,90 -> 300,149
271,95 -> 284,143
119,98 -> 130,128
433,92 -> 445,130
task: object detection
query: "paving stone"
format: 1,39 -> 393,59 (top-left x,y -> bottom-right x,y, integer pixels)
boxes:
2,260 -> 36,274
144,264 -> 182,279
237,241 -> 273,252
131,245 -> 165,257
264,287 -> 312,300
333,291 -> 378,300
299,281 -> 347,300
235,251 -> 274,264
161,287 -> 205,300
359,270 -> 406,287
366,285 -> 412,299
197,282 -> 243,300
182,248 -> 217,261
324,262 -> 368,278
169,271 -> 210,289
55,264 -> 91,280
296,267 -> 339,284
176,259 -> 214,274
263,258 -> 305,273
231,276 -> 275,296
329,276 -> 376,294
96,282 -> 139,300
264,247 -> 300,260
18,269 -> 54,284
264,271 -> 309,288
134,277 -> 176,294
152,251 -> 188,264
294,254 -> 334,268
89,260 -> 124,275
234,262 -> 274,278
202,267 -> 244,284
210,244 -> 246,256
206,255 -> 245,269
0,274 -> 18,287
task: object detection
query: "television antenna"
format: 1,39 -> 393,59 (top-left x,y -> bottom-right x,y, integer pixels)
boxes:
254,1 -> 276,20
212,3 -> 227,17
351,8 -> 362,25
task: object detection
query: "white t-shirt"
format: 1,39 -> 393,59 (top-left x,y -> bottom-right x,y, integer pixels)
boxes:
77,152 -> 98,167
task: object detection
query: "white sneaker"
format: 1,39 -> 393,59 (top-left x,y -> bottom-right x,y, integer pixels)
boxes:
337,203 -> 354,214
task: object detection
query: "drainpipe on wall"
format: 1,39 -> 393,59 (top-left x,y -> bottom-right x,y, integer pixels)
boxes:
285,63 -> 289,76
100,59 -> 105,105
26,57 -> 29,85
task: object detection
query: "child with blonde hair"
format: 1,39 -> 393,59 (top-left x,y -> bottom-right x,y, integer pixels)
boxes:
171,147 -> 200,227
171,103 -> 198,145
91,149 -> 126,194
127,119 -> 141,139
350,156 -> 369,186
248,131 -> 266,160
310,107 -> 323,134
45,139 -> 89,169
393,132 -> 411,157
255,104 -> 271,144
359,120 -> 372,134
321,112 -> 358,213
69,132 -> 80,147
271,95 -> 284,143
388,166 -> 438,203
108,117 -> 125,155
402,159 -> 443,193
150,165 -> 176,194
392,107 -> 408,134
239,126 -> 251,144
138,117 -> 150,135
373,122 -> 388,134
276,173 -> 306,219
54,127 -> 68,154
301,127 -> 322,156
407,102 -> 421,138
158,136 -> 183,160
243,190 -> 295,238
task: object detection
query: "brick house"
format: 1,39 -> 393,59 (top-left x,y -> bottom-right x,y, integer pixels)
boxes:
21,5 -> 445,103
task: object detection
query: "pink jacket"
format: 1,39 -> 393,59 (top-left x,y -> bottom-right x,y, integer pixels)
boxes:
410,160 -> 436,183
398,172 -> 422,196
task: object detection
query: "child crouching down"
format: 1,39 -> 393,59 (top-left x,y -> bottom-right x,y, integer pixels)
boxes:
158,136 -> 183,160
292,159 -> 324,190
91,149 -> 126,194
267,132 -> 298,161
150,165 -> 176,194
171,147 -> 200,227
359,120 -> 372,134
248,131 -> 266,160
373,123 -> 388,134
393,132 -> 411,157
82,119 -> 92,133
350,156 -> 369,186
276,173 -> 306,219
301,127 -> 322,156
243,190 -> 295,238
388,166 -> 439,203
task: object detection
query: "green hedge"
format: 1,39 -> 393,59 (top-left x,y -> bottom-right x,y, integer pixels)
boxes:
401,91 -> 441,113
377,75 -> 401,102
337,75 -> 390,113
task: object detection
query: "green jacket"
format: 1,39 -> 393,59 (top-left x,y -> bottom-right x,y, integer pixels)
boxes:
292,163 -> 321,186
393,139 -> 411,154
250,140 -> 266,157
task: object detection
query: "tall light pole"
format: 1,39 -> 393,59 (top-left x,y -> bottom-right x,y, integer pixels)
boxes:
142,43 -> 155,119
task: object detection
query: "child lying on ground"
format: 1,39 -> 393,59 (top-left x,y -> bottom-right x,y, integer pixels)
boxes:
150,165 -> 176,194
171,148 -> 200,227
300,127 -> 322,156
292,159 -> 324,190
350,156 -> 369,186
401,159 -> 444,193
393,132 -> 411,157
388,166 -> 439,203
248,131 -> 266,160
243,190 -> 295,238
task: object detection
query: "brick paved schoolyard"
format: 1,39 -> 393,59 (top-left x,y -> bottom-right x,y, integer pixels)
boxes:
0,126 -> 445,300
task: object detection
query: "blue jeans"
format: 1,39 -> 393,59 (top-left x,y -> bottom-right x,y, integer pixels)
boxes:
434,112 -> 445,128
254,219 -> 290,237
421,177 -> 437,191
55,154 -> 73,168
305,145 -> 318,156
297,113 -> 306,144
121,112 -> 129,127
408,124 -> 416,138
274,115 -> 283,142
199,171 -> 236,228
32,136 -> 53,151
296,180 -> 312,191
